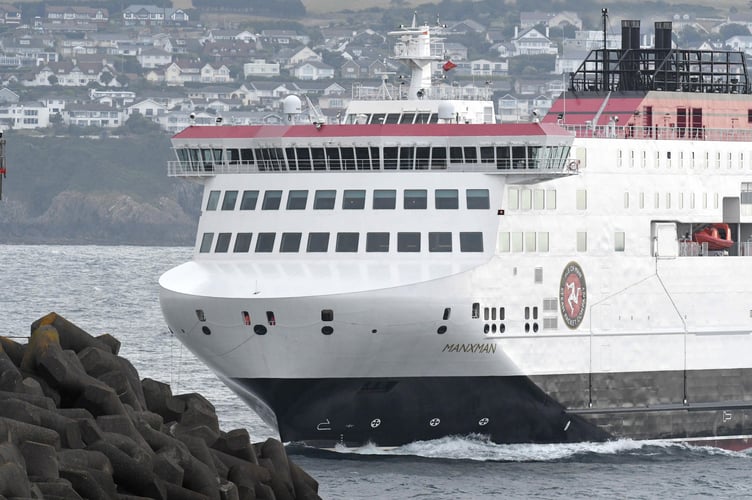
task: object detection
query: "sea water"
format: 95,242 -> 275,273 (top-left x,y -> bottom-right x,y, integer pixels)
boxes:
1,244 -> 750,499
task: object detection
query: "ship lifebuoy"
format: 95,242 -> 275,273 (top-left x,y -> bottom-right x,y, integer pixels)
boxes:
567,160 -> 579,172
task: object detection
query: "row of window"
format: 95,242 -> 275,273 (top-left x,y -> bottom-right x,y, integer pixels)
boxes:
507,187 -> 727,212
176,144 -> 571,171
206,188 -> 491,212
199,231 -> 485,254
496,231 -> 626,253
617,149 -> 752,170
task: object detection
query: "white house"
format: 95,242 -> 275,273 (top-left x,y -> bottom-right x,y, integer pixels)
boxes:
292,61 -> 334,80
0,102 -> 51,129
512,28 -> 558,56
244,59 -> 280,78
127,98 -> 168,118
138,48 -> 172,69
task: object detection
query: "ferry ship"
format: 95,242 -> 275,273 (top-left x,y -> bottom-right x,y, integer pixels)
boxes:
159,16 -> 752,449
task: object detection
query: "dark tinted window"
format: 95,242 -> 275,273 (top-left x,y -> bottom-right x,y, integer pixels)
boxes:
336,232 -> 359,252
262,191 -> 282,210
234,233 -> 252,252
199,233 -> 214,253
307,232 -> 329,252
428,232 -> 452,252
215,233 -> 231,252
460,232 -> 484,252
280,233 -> 302,252
435,189 -> 459,209
221,191 -> 238,210
240,191 -> 259,210
366,232 -> 389,252
343,190 -> 366,209
314,190 -> 336,209
286,190 -> 308,210
373,190 -> 396,209
398,232 -> 421,252
467,189 -> 490,209
206,191 -> 220,211
404,189 -> 427,209
255,232 -> 275,252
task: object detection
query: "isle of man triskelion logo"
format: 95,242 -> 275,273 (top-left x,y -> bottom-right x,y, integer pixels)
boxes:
559,261 -> 586,329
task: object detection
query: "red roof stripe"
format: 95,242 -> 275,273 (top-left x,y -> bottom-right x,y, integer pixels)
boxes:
172,123 -> 571,140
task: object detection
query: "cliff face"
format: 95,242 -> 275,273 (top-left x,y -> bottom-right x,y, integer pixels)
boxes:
0,132 -> 201,246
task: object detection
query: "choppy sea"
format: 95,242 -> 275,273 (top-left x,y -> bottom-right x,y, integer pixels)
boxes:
2,244 -> 751,499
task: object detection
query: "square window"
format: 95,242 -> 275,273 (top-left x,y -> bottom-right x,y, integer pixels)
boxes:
215,233 -> 231,252
286,190 -> 308,210
404,189 -> 427,209
199,232 -> 214,253
221,191 -> 238,210
206,191 -> 220,211
314,190 -> 336,209
280,232 -> 302,252
336,232 -> 359,252
398,232 -> 421,252
255,232 -> 275,252
460,232 -> 483,252
428,232 -> 452,252
366,232 -> 389,252
262,191 -> 282,210
343,190 -> 366,209
373,190 -> 396,209
435,189 -> 459,209
307,232 -> 329,252
240,191 -> 259,210
467,189 -> 490,209
234,233 -> 252,252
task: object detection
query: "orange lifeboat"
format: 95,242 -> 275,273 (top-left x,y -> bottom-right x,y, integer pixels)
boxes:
693,223 -> 733,250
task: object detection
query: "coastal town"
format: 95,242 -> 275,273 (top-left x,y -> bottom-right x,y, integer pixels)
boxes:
0,4 -> 748,133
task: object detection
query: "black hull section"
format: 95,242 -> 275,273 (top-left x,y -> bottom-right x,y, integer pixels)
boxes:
235,375 -> 609,447
232,369 -> 752,448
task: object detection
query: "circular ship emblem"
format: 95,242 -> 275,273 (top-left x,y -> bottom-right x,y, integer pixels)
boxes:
559,262 -> 587,329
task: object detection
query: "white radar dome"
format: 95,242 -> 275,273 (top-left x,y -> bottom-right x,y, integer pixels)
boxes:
438,102 -> 455,121
282,95 -> 302,115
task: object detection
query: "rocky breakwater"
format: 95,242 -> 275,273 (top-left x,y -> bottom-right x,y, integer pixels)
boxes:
0,312 -> 321,500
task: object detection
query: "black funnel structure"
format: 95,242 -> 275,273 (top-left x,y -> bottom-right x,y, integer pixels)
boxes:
619,20 -> 641,91
653,21 -> 675,90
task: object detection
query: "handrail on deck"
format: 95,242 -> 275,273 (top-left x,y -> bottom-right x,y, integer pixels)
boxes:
563,123 -> 752,142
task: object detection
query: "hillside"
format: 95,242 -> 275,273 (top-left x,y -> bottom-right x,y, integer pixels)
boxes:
0,131 -> 201,246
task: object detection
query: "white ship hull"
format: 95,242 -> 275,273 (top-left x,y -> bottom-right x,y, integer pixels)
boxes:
159,17 -> 752,448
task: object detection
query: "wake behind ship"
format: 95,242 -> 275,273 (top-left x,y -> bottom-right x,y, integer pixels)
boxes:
160,15 -> 752,450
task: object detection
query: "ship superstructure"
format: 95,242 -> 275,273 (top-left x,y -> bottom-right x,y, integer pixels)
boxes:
160,17 -> 752,449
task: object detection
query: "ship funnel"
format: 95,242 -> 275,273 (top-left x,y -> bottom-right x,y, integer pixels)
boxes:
619,20 -> 640,91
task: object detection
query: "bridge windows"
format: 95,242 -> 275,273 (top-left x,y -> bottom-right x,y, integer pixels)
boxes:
255,232 -> 275,252
199,233 -> 214,253
234,233 -> 252,252
404,189 -> 427,209
366,232 -> 390,252
397,232 -> 421,252
215,233 -> 231,253
435,189 -> 458,209
343,190 -> 366,209
336,232 -> 359,252
286,190 -> 308,210
280,233 -> 302,252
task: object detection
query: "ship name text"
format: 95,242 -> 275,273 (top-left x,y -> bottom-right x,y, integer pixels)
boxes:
442,343 -> 496,354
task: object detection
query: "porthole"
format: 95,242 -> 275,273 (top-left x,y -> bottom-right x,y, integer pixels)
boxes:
321,326 -> 334,335
371,329 -> 378,334
483,324 -> 489,334
201,326 -> 211,335
525,323 -> 530,333
533,323 -> 539,333
254,325 -> 267,335
491,323 -> 497,333
500,323 -> 505,333
437,325 -> 447,334
321,309 -> 334,322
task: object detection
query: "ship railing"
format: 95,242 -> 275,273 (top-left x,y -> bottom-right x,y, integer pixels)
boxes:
352,83 -> 492,101
168,158 -> 576,176
563,124 -> 752,142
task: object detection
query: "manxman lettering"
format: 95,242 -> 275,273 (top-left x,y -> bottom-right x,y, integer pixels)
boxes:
442,343 -> 496,354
